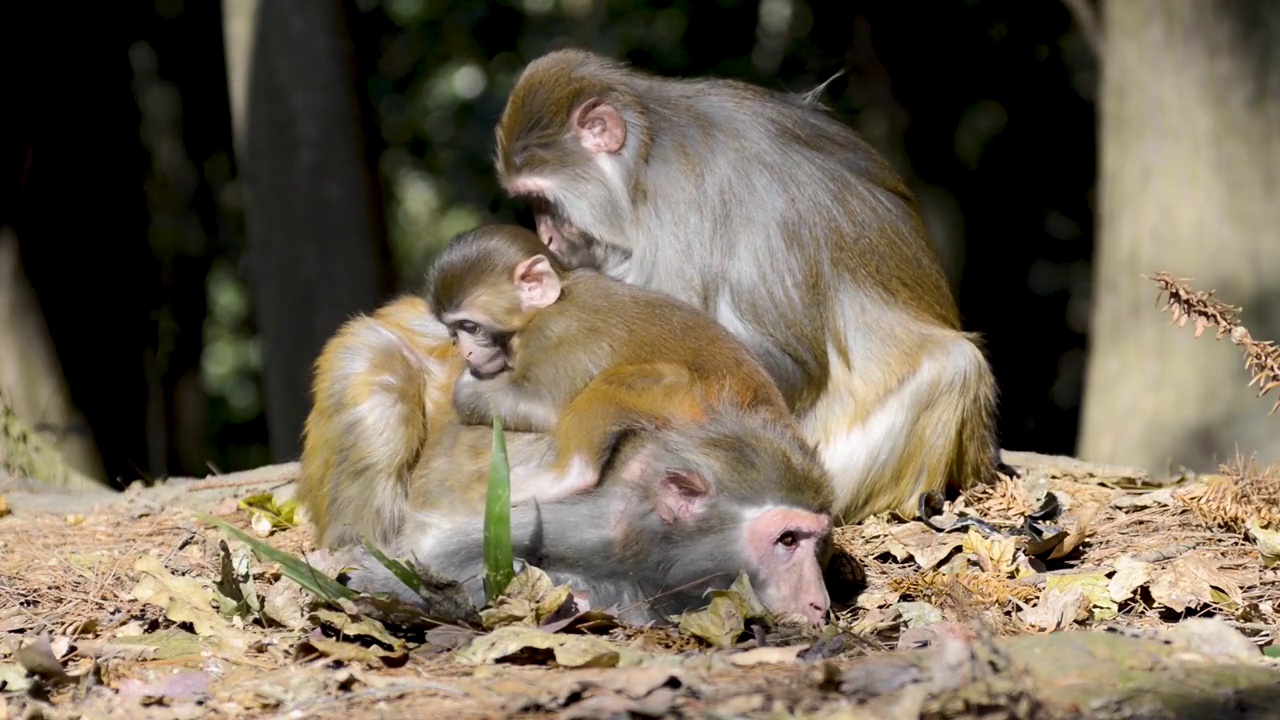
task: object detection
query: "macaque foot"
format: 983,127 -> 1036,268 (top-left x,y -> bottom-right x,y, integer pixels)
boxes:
510,456 -> 600,506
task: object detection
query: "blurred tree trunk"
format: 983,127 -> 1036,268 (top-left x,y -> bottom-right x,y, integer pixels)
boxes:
1079,0 -> 1280,472
0,228 -> 107,484
222,0 -> 392,463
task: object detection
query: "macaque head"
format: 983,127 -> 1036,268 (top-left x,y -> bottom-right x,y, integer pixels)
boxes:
427,225 -> 566,379
494,49 -> 644,274
612,412 -> 836,625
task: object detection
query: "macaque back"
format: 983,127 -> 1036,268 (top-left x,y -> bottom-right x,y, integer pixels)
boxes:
494,50 -> 1000,523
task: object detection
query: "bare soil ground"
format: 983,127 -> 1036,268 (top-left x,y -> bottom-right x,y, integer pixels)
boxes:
1,450 -> 1278,719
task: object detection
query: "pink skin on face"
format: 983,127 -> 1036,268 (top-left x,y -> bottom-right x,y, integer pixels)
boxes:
534,212 -> 566,257
455,334 -> 508,378
745,507 -> 831,625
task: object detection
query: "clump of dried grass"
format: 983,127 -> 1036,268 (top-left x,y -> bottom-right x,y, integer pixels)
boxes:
962,472 -> 1035,522
1149,271 -> 1280,414
891,569 -> 1039,607
1174,454 -> 1280,532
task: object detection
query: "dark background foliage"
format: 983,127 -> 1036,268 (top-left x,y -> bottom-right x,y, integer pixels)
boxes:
1,0 -> 1096,485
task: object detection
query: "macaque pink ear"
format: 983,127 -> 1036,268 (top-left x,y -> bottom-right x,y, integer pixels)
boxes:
514,255 -> 562,310
654,470 -> 711,524
572,99 -> 626,154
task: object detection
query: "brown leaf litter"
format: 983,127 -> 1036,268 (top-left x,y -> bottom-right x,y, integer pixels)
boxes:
0,450 -> 1278,719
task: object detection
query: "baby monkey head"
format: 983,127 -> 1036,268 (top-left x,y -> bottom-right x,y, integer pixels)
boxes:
427,225 -> 568,379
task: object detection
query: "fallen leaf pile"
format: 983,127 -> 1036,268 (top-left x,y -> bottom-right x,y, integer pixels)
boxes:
0,450 -> 1276,718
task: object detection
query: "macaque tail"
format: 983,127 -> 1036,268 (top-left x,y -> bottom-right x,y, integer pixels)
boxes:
818,330 -> 999,524
298,296 -> 459,549
946,333 -> 999,494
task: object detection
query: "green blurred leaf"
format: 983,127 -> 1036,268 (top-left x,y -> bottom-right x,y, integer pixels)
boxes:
484,417 -> 515,602
199,514 -> 356,603
362,539 -> 425,594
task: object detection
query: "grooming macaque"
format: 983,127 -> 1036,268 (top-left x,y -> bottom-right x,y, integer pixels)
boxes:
426,224 -> 796,505
494,49 -> 1000,523
298,296 -> 835,624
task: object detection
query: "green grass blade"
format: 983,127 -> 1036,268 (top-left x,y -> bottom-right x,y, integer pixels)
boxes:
483,416 -> 515,602
362,540 -> 425,594
198,513 -> 357,602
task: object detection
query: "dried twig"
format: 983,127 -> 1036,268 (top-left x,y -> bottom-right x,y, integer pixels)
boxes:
1147,272 -> 1280,414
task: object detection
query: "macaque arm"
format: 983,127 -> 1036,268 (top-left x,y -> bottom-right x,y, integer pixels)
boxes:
452,371 -> 559,432
510,362 -> 707,506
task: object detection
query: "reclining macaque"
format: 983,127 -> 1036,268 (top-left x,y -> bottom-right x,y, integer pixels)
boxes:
298,293 -> 836,625
494,49 -> 1001,523
426,224 -> 801,506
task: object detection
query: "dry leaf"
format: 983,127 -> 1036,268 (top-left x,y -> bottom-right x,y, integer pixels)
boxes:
1247,520 -> 1280,566
855,588 -> 901,610
1148,556 -> 1243,613
1047,572 -> 1116,620
562,689 -> 679,720
261,577 -> 309,629
1108,556 -> 1153,603
1048,502 -> 1099,560
1020,585 -> 1086,631
14,636 -> 71,683
238,492 -> 299,537
888,523 -> 965,569
295,636 -> 408,667
962,528 -> 1017,576
129,556 -> 252,651
727,645 -> 808,666
216,540 -> 261,618
678,594 -> 747,649
481,565 -> 573,630
455,626 -> 621,668
587,666 -> 688,699
894,601 -> 943,629
308,610 -> 405,653
850,607 -> 901,636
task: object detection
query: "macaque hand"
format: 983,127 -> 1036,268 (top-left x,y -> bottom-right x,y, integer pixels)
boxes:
451,372 -> 497,426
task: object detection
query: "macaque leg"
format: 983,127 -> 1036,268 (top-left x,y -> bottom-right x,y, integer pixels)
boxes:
804,330 -> 997,524
509,362 -> 707,506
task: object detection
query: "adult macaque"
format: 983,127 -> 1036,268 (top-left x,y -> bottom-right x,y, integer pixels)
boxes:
297,296 -> 835,624
494,49 -> 999,523
426,224 -> 796,506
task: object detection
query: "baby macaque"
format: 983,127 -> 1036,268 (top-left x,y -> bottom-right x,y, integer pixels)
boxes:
425,224 -> 798,506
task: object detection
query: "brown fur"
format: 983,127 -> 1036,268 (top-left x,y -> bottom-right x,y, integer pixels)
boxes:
494,49 -> 999,523
428,225 -> 804,492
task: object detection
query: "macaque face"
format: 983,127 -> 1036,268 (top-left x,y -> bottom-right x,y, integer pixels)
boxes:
446,318 -> 511,379
621,457 -> 833,626
497,94 -> 636,275
744,507 -> 832,625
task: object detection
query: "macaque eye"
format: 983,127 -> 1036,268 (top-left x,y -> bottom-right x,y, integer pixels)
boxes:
777,531 -> 798,548
455,320 -> 480,335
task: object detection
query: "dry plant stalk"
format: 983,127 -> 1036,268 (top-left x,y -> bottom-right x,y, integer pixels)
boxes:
1148,271 -> 1280,414
891,569 -> 1039,606
1173,454 -> 1280,532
